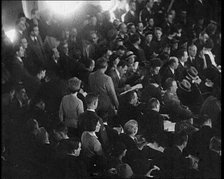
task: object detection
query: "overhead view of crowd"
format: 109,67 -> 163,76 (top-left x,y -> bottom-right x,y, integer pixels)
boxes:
1,0 -> 221,178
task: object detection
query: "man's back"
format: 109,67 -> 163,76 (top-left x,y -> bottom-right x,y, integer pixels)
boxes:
89,71 -> 118,111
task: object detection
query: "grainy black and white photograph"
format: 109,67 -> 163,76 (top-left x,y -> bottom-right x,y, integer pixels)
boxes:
2,0 -> 221,178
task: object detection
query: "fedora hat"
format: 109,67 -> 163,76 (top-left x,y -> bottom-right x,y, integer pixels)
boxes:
125,51 -> 136,59
186,66 -> 198,79
178,79 -> 191,92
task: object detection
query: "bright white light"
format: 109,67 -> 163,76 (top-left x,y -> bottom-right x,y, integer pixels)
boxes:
45,1 -> 83,17
5,29 -> 16,43
100,1 -> 114,11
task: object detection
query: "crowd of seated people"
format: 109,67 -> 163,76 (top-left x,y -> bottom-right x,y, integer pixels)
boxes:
2,0 -> 221,178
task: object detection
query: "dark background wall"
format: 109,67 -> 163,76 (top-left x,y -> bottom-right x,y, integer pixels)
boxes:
2,1 -> 23,32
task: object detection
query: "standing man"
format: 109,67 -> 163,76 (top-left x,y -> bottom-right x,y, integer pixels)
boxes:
89,58 -> 119,117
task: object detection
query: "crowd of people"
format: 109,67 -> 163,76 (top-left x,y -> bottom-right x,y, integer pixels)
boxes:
2,0 -> 221,178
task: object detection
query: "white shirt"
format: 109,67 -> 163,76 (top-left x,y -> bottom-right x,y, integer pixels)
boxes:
169,67 -> 175,74
115,69 -> 121,79
180,61 -> 185,67
16,56 -> 23,63
204,50 -> 217,67
87,108 -> 95,112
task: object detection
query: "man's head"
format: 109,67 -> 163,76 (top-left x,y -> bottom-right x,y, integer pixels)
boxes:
15,19 -> 26,32
20,37 -> 28,49
52,47 -> 60,60
116,45 -> 126,57
174,131 -> 188,149
29,24 -> 39,37
119,23 -> 127,34
165,77 -> 178,93
86,58 -> 95,72
151,58 -> 162,75
85,93 -> 99,110
61,41 -> 69,55
148,98 -> 160,112
126,91 -> 138,106
124,119 -> 138,136
177,49 -> 188,63
129,0 -> 136,11
146,0 -> 154,9
127,23 -> 136,34
167,13 -> 173,24
117,60 -> 128,77
15,84 -> 28,102
31,8 -> 39,19
137,22 -> 144,32
14,44 -> 25,58
154,27 -> 162,40
96,57 -> 108,72
145,31 -> 153,43
36,68 -> 46,80
89,31 -> 98,44
199,31 -> 209,44
64,138 -> 82,156
148,17 -> 154,27
169,56 -> 179,70
129,33 -> 141,45
188,44 -> 197,57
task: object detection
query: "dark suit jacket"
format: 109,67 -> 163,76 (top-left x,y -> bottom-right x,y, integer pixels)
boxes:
89,71 -> 119,111
46,57 -> 63,79
162,146 -> 190,178
27,35 -> 47,68
160,66 -> 176,88
108,69 -> 126,94
163,91 -> 192,122
124,11 -> 138,25
175,62 -> 187,82
142,109 -> 164,141
186,125 -> 215,158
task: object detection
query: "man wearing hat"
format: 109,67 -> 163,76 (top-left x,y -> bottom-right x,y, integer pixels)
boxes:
180,67 -> 204,113
59,77 -> 84,137
163,78 -> 193,122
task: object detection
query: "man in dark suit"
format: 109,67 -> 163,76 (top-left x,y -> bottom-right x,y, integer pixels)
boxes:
185,115 -> 215,159
89,58 -> 119,115
163,78 -> 192,122
108,60 -> 130,95
26,24 -> 47,70
162,131 -> 198,178
175,48 -> 188,82
142,98 -> 167,146
14,19 -> 27,45
160,56 -> 179,88
10,44 -> 35,85
46,47 -> 63,79
139,0 -> 154,26
124,0 -> 138,25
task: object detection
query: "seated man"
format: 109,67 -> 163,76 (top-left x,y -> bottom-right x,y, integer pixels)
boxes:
141,58 -> 163,103
161,131 -> 199,178
142,98 -> 168,147
163,78 -> 192,122
117,91 -> 143,127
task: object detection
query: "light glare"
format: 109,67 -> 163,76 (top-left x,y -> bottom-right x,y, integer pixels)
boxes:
45,1 -> 82,17
5,29 -> 16,43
